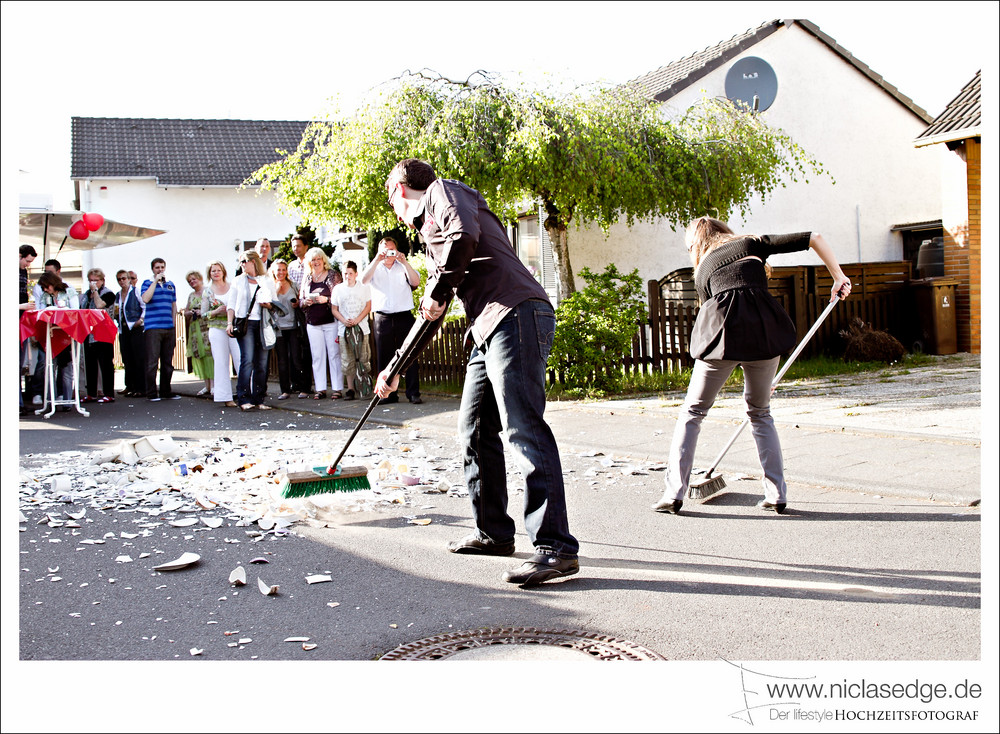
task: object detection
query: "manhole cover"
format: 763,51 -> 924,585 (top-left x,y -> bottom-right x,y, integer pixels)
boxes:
380,627 -> 666,661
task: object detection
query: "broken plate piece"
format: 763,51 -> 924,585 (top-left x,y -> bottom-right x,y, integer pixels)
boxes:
305,574 -> 332,585
229,566 -> 247,586
249,557 -> 269,564
115,555 -> 134,563
168,518 -> 199,528
284,636 -> 310,643
190,648 -> 204,656
407,518 -> 432,526
257,578 -> 279,596
153,552 -> 201,571
302,643 -> 318,651
201,517 -> 224,529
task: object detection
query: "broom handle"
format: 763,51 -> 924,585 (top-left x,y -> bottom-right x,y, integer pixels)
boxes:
326,313 -> 444,474
703,296 -> 840,476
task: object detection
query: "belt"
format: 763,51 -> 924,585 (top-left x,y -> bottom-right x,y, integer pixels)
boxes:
375,311 -> 412,316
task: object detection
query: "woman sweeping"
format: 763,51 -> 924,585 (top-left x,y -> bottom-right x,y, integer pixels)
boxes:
653,217 -> 851,515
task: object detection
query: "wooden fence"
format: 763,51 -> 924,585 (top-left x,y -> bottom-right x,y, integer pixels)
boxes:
122,261 -> 915,388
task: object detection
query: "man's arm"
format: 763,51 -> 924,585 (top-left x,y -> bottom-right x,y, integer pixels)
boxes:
141,279 -> 157,303
360,252 -> 385,285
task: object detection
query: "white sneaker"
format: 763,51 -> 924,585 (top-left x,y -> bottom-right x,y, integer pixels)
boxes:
32,395 -> 43,405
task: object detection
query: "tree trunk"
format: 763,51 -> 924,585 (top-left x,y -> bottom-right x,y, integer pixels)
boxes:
543,207 -> 575,298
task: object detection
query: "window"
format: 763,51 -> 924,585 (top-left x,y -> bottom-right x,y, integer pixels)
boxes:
514,216 -> 543,284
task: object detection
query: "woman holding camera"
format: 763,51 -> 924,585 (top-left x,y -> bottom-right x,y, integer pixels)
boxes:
183,270 -> 215,398
269,259 -> 310,399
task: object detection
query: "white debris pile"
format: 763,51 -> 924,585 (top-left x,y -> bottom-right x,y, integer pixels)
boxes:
19,431 -> 471,535
572,449 -> 667,488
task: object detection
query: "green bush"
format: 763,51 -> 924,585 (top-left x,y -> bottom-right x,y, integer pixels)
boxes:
549,264 -> 646,392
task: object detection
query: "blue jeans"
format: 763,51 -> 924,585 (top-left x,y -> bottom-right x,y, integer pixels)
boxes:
458,299 -> 578,557
236,320 -> 269,405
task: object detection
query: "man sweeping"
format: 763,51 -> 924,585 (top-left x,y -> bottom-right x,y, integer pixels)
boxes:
377,158 -> 579,587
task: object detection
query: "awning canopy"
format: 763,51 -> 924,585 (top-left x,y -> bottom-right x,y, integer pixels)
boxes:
19,209 -> 166,260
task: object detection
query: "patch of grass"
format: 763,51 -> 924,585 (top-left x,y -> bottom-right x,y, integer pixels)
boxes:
424,352 -> 942,401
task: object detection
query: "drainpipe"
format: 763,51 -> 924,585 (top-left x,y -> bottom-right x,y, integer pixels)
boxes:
82,181 -> 94,276
855,205 -> 863,262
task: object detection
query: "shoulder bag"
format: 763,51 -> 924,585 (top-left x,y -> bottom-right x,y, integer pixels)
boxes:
232,284 -> 259,338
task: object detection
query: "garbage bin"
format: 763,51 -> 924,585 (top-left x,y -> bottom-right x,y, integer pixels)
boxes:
910,277 -> 959,354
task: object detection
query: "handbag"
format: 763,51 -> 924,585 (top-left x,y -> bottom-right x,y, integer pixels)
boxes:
232,284 -> 259,338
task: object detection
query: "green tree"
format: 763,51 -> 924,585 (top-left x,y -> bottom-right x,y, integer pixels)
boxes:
251,71 -> 827,297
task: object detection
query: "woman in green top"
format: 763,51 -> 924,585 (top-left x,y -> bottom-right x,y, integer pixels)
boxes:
183,270 -> 215,397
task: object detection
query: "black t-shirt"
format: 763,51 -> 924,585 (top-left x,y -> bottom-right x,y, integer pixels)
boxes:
303,273 -> 336,326
689,233 -> 811,361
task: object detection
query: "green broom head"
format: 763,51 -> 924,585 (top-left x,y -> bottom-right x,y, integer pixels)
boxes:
280,465 -> 371,499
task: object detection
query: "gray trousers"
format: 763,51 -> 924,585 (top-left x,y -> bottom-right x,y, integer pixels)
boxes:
664,357 -> 786,503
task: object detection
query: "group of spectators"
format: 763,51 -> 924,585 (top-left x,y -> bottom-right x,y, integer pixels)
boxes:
19,234 -> 423,413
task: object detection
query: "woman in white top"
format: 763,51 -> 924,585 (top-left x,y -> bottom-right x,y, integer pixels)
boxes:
301,247 -> 344,400
200,260 -> 241,408
226,251 -> 274,410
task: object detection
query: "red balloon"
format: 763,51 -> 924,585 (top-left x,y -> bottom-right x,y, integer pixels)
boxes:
69,220 -> 90,240
82,212 -> 105,231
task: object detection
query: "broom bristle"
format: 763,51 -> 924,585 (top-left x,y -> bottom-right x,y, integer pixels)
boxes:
280,466 -> 371,499
688,472 -> 727,500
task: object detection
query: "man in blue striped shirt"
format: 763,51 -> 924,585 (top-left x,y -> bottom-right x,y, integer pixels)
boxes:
141,258 -> 180,401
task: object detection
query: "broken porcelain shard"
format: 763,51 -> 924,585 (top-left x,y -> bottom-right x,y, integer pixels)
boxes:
257,577 -> 279,596
229,566 -> 247,586
305,574 -> 333,585
153,552 -> 201,571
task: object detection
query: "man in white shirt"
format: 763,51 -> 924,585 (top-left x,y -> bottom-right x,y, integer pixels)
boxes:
286,234 -> 313,395
360,235 -> 422,404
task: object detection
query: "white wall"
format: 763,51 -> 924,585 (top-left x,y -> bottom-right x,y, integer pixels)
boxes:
568,23 -> 949,290
79,178 -> 303,303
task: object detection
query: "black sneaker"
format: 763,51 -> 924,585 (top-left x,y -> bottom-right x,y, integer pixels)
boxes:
447,533 -> 515,556
503,552 -> 579,586
408,395 -> 423,405
757,500 -> 787,514
378,393 -> 399,405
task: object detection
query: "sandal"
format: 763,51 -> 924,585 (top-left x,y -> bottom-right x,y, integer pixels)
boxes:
224,401 -> 237,407
297,392 -> 309,399
278,393 -> 290,400
311,391 -> 326,400
258,404 -> 272,410
330,391 -> 342,399
240,403 -> 255,411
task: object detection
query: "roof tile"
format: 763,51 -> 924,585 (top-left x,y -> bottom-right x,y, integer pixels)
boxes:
71,117 -> 310,186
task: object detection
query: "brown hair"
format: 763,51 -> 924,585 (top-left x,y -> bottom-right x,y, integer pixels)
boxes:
239,250 -> 266,277
685,217 -> 736,273
205,260 -> 228,281
386,158 -> 437,192
37,272 -> 67,292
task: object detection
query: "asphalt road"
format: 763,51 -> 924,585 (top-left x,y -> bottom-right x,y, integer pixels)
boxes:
12,376 -> 989,733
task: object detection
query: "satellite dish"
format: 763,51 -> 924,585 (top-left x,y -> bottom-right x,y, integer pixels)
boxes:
725,56 -> 778,112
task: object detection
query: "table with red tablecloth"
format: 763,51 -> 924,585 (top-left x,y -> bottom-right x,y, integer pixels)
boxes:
20,309 -> 118,417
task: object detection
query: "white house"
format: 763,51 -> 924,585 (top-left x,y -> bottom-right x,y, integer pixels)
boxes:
70,117 -> 331,302
555,18 -> 951,291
